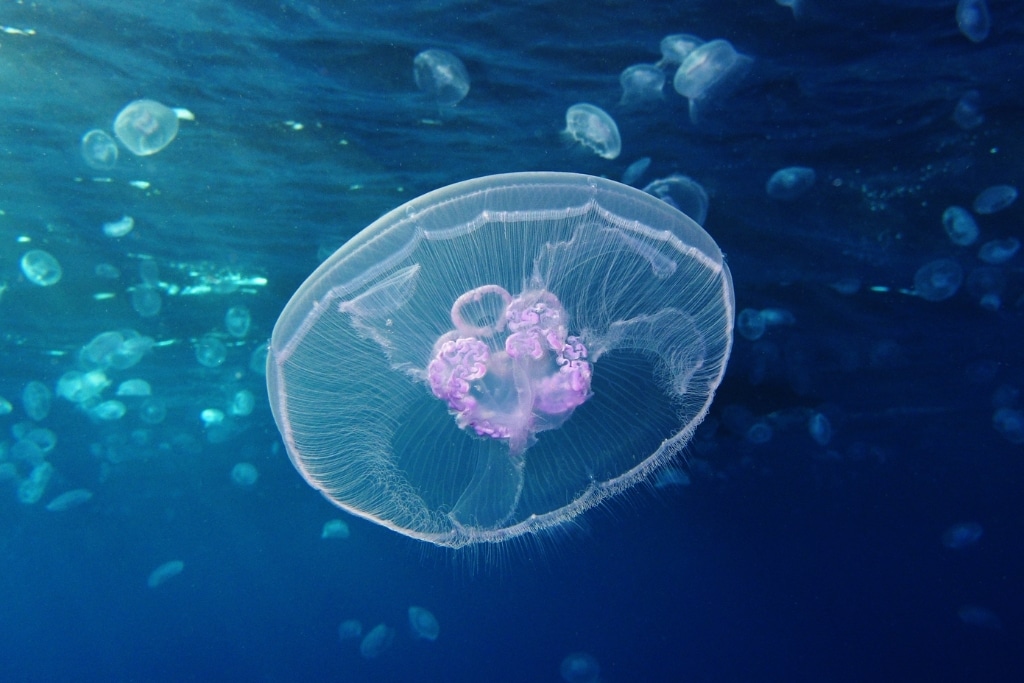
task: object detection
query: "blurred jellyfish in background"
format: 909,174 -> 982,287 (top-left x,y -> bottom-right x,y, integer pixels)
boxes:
941,521 -> 983,550
941,206 -> 979,246
20,250 -> 62,287
359,623 -> 394,659
114,99 -> 180,156
642,174 -> 709,224
413,49 -> 470,107
953,90 -> 984,130
956,0 -> 991,43
655,33 -> 704,69
80,129 -> 118,169
620,157 -> 651,186
972,185 -> 1017,215
912,259 -> 963,302
408,606 -> 439,641
672,39 -> 752,123
977,238 -> 1019,265
766,167 -> 816,201
560,652 -> 600,683
618,64 -> 665,106
563,104 -> 621,159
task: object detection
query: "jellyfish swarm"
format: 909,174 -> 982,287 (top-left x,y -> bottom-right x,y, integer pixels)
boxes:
267,173 -> 734,548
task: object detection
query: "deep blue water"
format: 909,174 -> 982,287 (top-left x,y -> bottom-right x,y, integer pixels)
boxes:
1,0 -> 1023,681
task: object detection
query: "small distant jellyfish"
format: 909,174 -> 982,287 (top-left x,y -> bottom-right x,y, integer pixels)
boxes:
22,381 -> 52,421
657,33 -> 704,68
972,185 -> 1018,215
20,250 -> 62,286
736,309 -> 766,341
201,408 -> 225,427
114,99 -> 180,156
776,0 -> 803,18
0,396 -> 12,415
956,0 -> 991,43
746,421 -> 773,444
195,334 -> 228,368
672,39 -> 752,122
231,462 -> 259,487
766,166 -> 816,201
978,237 -> 1019,265
560,652 -> 600,683
225,306 -> 252,338
139,397 -> 167,425
966,267 -> 1005,311
992,407 -> 1024,444
321,519 -> 351,539
46,488 -> 94,512
230,390 -> 255,417
621,157 -> 651,186
941,521 -> 983,549
132,286 -> 162,318
147,559 -> 184,588
953,90 -> 984,130
359,623 -> 395,659
90,400 -> 127,421
913,258 -> 963,302
408,606 -> 440,641
80,129 -> 118,170
117,379 -> 152,396
941,206 -> 979,246
139,259 -> 160,287
958,604 -> 1002,629
338,619 -> 362,641
103,215 -> 134,238
642,174 -> 709,224
618,64 -> 665,106
17,462 -> 54,504
563,104 -> 621,160
413,49 -> 470,107
808,412 -> 833,446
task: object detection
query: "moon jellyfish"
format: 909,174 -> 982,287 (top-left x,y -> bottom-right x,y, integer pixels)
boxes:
321,519 -> 351,539
413,49 -> 470,107
225,306 -> 252,338
103,215 -> 134,238
147,559 -> 184,588
992,408 -> 1024,444
978,237 -> 1019,265
116,379 -> 152,397
90,400 -> 127,421
267,172 -> 734,548
953,90 -> 984,130
139,398 -> 167,424
942,521 -> 983,549
20,249 -> 62,286
18,462 -> 54,504
560,652 -> 600,683
642,174 -> 709,225
338,619 -> 362,640
913,258 -> 963,302
621,157 -> 651,187
230,390 -> 255,417
46,488 -> 94,512
131,286 -> 162,317
408,606 -> 440,641
766,166 -> 816,201
22,381 -> 52,421
618,64 -> 665,106
195,334 -> 227,368
941,206 -> 979,246
231,462 -> 259,487
563,104 -> 621,160
808,412 -> 833,446
972,185 -> 1018,215
656,33 -> 704,68
672,39 -> 752,122
736,309 -> 766,341
359,624 -> 395,659
80,129 -> 118,170
114,99 -> 180,156
956,0 -> 991,43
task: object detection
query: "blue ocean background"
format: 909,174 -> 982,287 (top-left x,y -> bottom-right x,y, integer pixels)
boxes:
2,0 -> 1023,681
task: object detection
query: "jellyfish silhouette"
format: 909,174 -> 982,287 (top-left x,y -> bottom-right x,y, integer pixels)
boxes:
267,173 -> 734,547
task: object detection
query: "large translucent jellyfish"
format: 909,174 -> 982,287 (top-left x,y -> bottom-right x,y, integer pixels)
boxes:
267,173 -> 734,548
114,99 -> 180,156
563,104 -> 621,160
413,49 -> 470,107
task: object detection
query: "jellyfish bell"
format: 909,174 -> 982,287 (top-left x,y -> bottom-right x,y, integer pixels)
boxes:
267,172 -> 734,548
